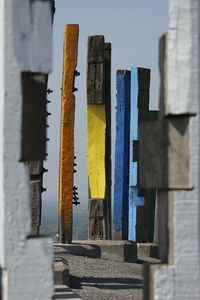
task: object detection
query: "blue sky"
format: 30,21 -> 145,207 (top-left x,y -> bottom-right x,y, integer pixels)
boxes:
43,0 -> 169,212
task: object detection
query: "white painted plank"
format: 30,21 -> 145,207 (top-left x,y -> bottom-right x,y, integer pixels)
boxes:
166,0 -> 200,115
12,0 -> 52,72
1,1 -> 54,299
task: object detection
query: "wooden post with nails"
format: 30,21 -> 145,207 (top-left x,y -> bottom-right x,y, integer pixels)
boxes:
87,36 -> 112,240
58,24 -> 79,244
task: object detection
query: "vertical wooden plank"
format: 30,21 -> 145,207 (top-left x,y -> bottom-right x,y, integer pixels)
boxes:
147,111 -> 158,242
128,67 -> 156,242
30,180 -> 41,235
87,105 -> 106,199
26,161 -> 44,235
136,189 -> 157,242
87,105 -> 106,239
21,72 -> 48,161
143,2 -> 200,298
159,33 -> 167,118
114,70 -> 130,240
21,71 -> 48,236
104,42 -> 112,239
28,4 -> 55,237
136,110 -> 158,242
128,67 -> 145,241
59,24 -> 79,244
87,36 -> 105,104
87,36 -> 111,240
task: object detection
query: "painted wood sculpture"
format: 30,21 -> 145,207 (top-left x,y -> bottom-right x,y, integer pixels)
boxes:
114,70 -> 131,240
104,43 -> 112,239
59,24 -> 79,244
22,72 -> 49,235
113,67 -> 157,242
130,68 -> 159,242
87,36 -> 111,240
128,67 -> 148,241
25,2 -> 55,236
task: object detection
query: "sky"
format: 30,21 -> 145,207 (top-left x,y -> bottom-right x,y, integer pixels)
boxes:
43,0 -> 169,215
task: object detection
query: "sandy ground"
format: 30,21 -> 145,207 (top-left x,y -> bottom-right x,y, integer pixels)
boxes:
64,254 -> 143,300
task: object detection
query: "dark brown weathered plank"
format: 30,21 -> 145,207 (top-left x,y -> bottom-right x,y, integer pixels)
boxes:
89,198 -> 105,217
26,161 -> 43,176
88,38 -> 112,240
21,72 -> 47,161
139,117 -> 190,189
138,68 -> 151,91
104,42 -> 112,240
26,161 -> 44,235
159,34 -> 167,118
87,36 -> 105,104
30,180 -> 42,235
133,140 -> 139,162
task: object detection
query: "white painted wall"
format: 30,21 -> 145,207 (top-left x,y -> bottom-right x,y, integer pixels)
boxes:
0,0 -> 54,299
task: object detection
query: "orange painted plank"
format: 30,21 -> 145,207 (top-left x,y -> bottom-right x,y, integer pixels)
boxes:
59,24 -> 79,243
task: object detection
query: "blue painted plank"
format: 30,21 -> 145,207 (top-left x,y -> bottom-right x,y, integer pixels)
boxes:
129,68 -> 138,187
128,67 -> 145,241
113,70 -> 130,239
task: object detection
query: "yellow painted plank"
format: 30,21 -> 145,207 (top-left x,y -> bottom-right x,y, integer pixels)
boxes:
87,104 -> 106,199
59,24 -> 79,243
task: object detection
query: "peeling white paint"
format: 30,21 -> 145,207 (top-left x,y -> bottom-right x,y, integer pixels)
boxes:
166,0 -> 200,115
150,0 -> 200,299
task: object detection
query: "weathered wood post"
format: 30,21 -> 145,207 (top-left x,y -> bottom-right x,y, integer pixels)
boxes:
141,1 -> 200,298
114,70 -> 131,240
104,42 -> 112,239
27,0 -> 55,236
27,161 -> 45,235
87,36 -> 112,240
128,68 -> 150,241
114,67 -> 157,242
0,0 -> 54,299
58,24 -> 79,244
136,110 -> 158,243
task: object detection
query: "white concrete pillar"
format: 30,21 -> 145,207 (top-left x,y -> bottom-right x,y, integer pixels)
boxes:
0,0 -> 54,299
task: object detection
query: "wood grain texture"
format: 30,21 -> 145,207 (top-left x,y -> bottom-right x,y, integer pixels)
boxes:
27,161 -> 43,235
128,67 -> 157,242
165,0 -> 199,115
30,180 -> 41,235
87,38 -> 111,240
144,3 -> 200,298
26,161 -> 42,176
136,189 -> 156,243
87,36 -> 105,104
104,43 -> 112,239
128,67 -> 148,241
137,111 -> 158,242
21,72 -> 47,161
114,70 -> 130,240
159,33 -> 167,118
87,105 -> 106,199
139,117 -> 190,189
59,24 -> 79,244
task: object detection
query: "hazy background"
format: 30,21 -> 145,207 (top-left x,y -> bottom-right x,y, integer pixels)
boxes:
41,0 -> 169,238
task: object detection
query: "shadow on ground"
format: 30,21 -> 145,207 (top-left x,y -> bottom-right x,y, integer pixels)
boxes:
70,275 -> 143,290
